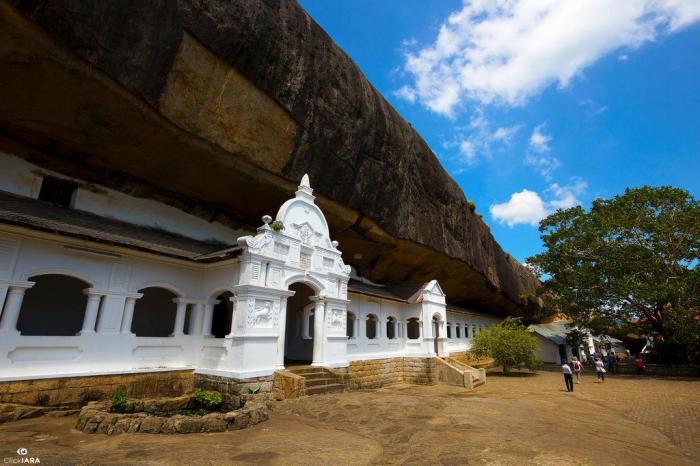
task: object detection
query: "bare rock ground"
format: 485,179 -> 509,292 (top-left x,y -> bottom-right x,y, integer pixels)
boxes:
0,371 -> 697,465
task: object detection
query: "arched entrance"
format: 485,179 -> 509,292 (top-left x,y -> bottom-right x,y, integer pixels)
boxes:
17,274 -> 90,336
210,291 -> 234,338
132,287 -> 178,337
284,283 -> 316,365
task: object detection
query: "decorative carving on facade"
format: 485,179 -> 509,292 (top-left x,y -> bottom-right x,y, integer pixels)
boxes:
300,252 -> 311,270
243,231 -> 273,254
249,299 -> 274,328
298,223 -> 314,246
327,308 -> 345,330
273,241 -> 289,258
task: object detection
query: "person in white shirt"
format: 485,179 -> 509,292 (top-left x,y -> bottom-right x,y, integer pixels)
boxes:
561,360 -> 574,392
595,357 -> 606,383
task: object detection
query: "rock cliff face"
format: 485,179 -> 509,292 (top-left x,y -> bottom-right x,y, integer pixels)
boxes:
0,0 -> 538,315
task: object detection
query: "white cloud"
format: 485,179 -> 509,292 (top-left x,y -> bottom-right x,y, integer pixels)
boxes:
525,153 -> 561,180
490,189 -> 547,226
529,123 -> 552,153
451,111 -> 520,166
458,140 -> 477,164
394,85 -> 417,103
490,178 -> 588,226
524,123 -> 560,180
492,125 -> 520,143
397,0 -> 700,115
546,178 -> 588,209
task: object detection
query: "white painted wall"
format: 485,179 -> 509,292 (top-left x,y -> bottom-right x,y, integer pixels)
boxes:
0,227 -> 241,380
0,151 -> 246,244
0,153 -> 43,198
347,293 -> 417,360
444,310 -> 502,354
535,334 -> 563,364
0,160 -> 472,382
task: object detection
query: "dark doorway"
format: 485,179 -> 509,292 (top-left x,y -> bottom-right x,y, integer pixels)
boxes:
558,344 -> 568,363
211,291 -> 234,338
284,283 -> 315,365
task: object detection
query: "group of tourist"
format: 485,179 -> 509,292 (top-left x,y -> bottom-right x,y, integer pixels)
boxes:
560,353 -> 646,392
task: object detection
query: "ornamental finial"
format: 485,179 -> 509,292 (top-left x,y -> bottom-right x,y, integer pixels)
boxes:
296,173 -> 314,199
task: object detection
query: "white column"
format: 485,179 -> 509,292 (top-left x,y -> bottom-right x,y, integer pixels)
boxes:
187,303 -> 205,335
0,283 -> 34,334
120,296 -> 139,334
201,300 -> 217,337
302,307 -> 312,339
276,298 -> 288,369
226,295 -> 237,338
311,298 -> 325,365
171,299 -> 188,336
79,290 -> 103,335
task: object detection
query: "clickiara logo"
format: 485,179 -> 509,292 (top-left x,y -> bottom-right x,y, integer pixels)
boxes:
3,447 -> 40,464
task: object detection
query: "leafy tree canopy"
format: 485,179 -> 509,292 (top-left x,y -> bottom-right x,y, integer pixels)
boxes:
469,317 -> 542,374
527,186 -> 700,361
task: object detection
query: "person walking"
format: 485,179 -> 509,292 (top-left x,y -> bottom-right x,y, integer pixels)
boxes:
562,360 -> 574,392
594,357 -> 606,382
571,356 -> 583,383
634,354 -> 645,375
606,352 -> 616,374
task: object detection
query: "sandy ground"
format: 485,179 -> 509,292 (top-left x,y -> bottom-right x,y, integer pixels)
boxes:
0,370 -> 697,465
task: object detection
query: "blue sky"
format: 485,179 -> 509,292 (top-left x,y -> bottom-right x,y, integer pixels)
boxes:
299,0 -> 700,263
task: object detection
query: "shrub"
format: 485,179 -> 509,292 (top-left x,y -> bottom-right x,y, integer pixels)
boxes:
110,389 -> 132,413
192,388 -> 223,411
270,220 -> 285,231
469,317 -> 542,374
467,200 -> 476,213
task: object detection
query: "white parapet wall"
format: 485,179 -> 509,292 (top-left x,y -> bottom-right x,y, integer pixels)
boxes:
0,151 -> 504,383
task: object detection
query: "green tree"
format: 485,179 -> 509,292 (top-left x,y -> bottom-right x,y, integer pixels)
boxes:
527,186 -> 700,361
469,317 -> 542,374
564,327 -> 587,355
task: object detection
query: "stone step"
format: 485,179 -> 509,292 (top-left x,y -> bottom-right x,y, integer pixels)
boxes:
287,366 -> 321,375
305,377 -> 340,387
305,383 -> 346,395
296,371 -> 329,380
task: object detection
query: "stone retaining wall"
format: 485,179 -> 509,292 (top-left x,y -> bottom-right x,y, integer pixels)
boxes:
0,370 -> 194,407
272,370 -> 306,399
75,397 -> 268,435
194,373 -> 274,405
346,357 -> 436,390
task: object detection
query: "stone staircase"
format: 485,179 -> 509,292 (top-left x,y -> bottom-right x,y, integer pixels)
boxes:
447,356 -> 486,388
287,366 -> 346,396
436,357 -> 486,389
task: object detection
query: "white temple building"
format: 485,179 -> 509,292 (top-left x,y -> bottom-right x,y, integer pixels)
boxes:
0,151 -> 500,383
